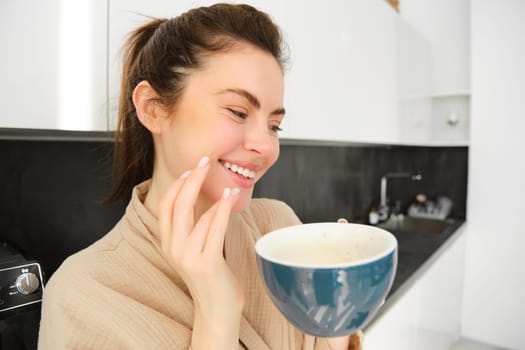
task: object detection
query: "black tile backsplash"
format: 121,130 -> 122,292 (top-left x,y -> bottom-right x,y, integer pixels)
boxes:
254,144 -> 468,223
0,134 -> 467,281
0,139 -> 126,281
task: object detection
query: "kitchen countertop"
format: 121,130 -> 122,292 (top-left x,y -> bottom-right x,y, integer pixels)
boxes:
365,218 -> 465,328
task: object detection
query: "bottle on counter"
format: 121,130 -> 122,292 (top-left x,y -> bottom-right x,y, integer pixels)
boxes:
415,193 -> 428,207
369,207 -> 379,225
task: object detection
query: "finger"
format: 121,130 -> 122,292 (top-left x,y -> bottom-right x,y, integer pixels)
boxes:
204,187 -> 240,256
337,218 -> 348,224
185,200 -> 220,253
171,156 -> 210,236
158,174 -> 188,254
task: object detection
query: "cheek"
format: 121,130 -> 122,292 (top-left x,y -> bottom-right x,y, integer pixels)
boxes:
196,118 -> 241,155
260,141 -> 280,176
169,118 -> 234,171
270,142 -> 280,165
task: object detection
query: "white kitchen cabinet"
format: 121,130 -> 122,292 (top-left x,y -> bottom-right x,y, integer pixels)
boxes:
397,17 -> 433,144
364,228 -> 466,350
363,276 -> 420,349
400,0 -> 470,96
399,0 -> 470,145
0,0 -> 108,131
280,1 -> 400,144
2,0 -> 436,143
108,0 -> 413,144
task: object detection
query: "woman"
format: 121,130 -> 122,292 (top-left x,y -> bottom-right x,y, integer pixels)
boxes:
38,3 -> 362,349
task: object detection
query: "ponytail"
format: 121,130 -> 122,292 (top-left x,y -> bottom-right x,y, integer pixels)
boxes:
105,19 -> 167,204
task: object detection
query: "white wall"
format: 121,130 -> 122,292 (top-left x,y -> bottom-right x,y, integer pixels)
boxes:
461,1 -> 525,349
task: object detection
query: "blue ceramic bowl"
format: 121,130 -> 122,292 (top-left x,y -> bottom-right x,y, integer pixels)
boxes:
255,222 -> 397,337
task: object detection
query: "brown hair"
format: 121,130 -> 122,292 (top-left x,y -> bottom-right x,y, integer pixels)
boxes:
106,3 -> 286,203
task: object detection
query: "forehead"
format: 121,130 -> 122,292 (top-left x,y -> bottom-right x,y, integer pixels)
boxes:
201,40 -> 283,70
185,43 -> 285,105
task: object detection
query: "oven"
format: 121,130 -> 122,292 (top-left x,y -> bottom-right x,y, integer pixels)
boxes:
0,243 -> 44,350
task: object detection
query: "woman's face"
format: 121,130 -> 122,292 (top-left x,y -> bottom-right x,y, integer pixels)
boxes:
155,43 -> 284,212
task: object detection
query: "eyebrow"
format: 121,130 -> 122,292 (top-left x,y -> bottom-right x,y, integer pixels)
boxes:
218,88 -> 286,116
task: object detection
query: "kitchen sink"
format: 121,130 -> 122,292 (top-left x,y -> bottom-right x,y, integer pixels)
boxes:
378,216 -> 454,235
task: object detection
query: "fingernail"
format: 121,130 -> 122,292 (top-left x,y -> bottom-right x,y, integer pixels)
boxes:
180,170 -> 191,179
231,188 -> 240,196
198,156 -> 209,168
223,187 -> 231,199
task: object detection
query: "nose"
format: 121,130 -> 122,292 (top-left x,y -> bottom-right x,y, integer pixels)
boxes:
243,118 -> 274,155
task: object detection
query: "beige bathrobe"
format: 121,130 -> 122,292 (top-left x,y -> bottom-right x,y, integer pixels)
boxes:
38,180 -> 361,349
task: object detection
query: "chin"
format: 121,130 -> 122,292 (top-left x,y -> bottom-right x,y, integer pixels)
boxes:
232,194 -> 252,212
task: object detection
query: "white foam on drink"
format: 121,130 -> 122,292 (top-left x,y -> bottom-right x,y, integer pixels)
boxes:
256,223 -> 395,267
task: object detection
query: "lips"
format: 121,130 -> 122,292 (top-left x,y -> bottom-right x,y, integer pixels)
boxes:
222,161 -> 256,179
219,159 -> 261,189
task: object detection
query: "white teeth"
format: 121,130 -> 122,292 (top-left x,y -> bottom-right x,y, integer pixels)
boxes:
222,161 -> 256,179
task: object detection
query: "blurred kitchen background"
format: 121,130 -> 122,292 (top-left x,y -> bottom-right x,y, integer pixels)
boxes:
1,0 -> 524,349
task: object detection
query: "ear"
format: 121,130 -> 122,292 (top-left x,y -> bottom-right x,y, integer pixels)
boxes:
132,80 -> 165,134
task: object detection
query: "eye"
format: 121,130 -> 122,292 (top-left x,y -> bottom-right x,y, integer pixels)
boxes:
270,124 -> 283,133
226,108 -> 247,119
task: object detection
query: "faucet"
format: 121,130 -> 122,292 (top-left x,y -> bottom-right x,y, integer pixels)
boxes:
378,172 -> 422,221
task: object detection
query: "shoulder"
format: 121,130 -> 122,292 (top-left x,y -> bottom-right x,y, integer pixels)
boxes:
40,221 -> 142,319
41,230 -> 125,307
243,198 -> 302,234
38,236 -> 118,347
38,229 -> 178,348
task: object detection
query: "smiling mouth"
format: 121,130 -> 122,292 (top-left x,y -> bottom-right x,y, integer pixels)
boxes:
221,161 -> 256,179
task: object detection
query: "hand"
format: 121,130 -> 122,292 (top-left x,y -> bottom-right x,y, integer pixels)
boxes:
327,330 -> 363,350
158,156 -> 244,349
